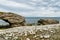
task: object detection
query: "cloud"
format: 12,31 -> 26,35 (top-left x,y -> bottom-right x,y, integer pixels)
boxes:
0,0 -> 34,9
0,0 -> 60,17
0,8 -> 9,12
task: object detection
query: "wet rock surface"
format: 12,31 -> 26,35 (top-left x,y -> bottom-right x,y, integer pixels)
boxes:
37,19 -> 59,25
0,12 -> 25,28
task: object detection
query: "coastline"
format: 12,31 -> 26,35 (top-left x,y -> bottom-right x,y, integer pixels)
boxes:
0,24 -> 60,40
0,24 -> 60,34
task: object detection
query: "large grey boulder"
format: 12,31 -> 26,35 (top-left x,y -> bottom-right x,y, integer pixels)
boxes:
0,12 -> 25,28
37,19 -> 59,25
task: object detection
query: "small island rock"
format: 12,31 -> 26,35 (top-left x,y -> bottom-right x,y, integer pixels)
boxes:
37,19 -> 59,25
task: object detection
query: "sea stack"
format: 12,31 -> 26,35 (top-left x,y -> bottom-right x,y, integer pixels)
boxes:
37,19 -> 59,25
0,12 -> 25,28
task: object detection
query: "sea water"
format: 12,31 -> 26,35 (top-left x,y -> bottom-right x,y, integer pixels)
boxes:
0,17 -> 60,25
25,17 -> 60,24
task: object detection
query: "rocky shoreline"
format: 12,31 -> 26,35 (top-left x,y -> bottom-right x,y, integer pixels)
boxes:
0,12 -> 60,40
0,24 -> 60,40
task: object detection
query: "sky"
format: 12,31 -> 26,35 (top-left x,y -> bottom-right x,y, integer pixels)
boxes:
0,0 -> 60,17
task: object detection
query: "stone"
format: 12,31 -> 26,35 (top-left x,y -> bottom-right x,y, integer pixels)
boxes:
37,19 -> 59,25
0,37 -> 5,40
0,12 -> 25,28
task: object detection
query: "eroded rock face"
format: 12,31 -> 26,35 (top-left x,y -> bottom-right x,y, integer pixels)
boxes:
37,19 -> 59,25
0,12 -> 25,27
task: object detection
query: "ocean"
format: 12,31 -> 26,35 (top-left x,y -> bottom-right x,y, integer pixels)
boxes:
25,17 -> 60,24
0,17 -> 60,25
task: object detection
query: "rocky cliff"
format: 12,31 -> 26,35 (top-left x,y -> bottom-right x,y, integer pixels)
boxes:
0,12 -> 25,28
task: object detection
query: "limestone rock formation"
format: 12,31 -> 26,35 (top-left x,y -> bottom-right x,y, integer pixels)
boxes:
37,19 -> 59,25
0,12 -> 25,28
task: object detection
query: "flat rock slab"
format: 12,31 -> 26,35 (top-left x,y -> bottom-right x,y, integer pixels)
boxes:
0,24 -> 60,34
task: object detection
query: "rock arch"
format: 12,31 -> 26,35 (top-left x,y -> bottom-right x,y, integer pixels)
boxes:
0,12 -> 25,28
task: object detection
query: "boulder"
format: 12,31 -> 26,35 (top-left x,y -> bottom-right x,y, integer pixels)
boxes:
0,12 -> 25,28
37,19 -> 59,25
